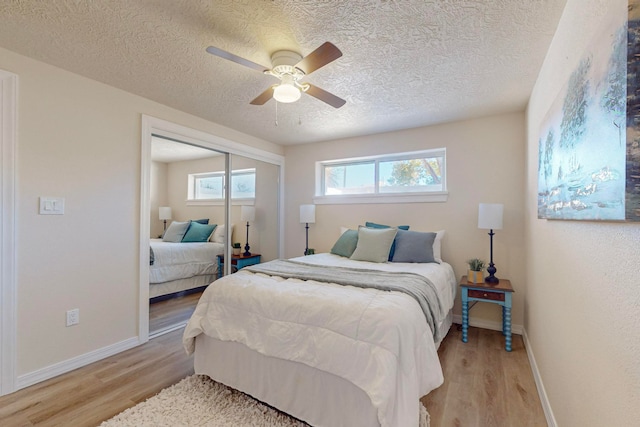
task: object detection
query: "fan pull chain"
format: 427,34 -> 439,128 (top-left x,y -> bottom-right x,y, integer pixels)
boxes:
275,101 -> 278,127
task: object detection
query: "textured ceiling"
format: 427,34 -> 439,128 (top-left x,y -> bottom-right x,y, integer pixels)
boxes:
0,0 -> 567,145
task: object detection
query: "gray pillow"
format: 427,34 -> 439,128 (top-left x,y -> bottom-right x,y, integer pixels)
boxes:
391,230 -> 437,263
162,221 -> 191,242
350,227 -> 397,263
330,229 -> 359,257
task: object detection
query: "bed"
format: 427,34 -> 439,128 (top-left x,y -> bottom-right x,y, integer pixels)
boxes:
149,222 -> 232,299
183,226 -> 456,427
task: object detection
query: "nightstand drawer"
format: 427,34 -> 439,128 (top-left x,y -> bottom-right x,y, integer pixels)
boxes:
468,289 -> 505,301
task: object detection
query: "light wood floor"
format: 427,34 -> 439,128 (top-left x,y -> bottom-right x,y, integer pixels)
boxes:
0,325 -> 546,427
423,326 -> 547,426
0,329 -> 194,427
149,290 -> 203,335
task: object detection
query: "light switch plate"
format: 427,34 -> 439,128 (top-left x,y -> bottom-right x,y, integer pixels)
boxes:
39,197 -> 65,215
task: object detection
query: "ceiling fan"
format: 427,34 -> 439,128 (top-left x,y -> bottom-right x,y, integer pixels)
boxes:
206,42 -> 346,108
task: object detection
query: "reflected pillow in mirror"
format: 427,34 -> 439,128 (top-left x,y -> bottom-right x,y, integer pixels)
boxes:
162,221 -> 191,243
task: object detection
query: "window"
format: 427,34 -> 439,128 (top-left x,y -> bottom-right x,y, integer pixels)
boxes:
189,168 -> 256,201
316,149 -> 447,204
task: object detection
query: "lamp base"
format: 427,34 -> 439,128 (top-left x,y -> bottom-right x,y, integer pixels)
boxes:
244,221 -> 251,256
485,263 -> 498,284
484,275 -> 499,284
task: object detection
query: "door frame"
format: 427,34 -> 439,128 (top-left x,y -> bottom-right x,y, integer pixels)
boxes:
139,115 -> 285,343
1,70 -> 18,396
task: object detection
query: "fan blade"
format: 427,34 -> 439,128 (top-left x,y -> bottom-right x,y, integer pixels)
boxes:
250,87 -> 274,105
305,84 -> 346,108
295,42 -> 342,75
206,46 -> 268,72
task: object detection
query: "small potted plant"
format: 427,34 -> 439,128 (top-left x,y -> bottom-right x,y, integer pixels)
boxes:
232,242 -> 241,256
467,258 -> 486,283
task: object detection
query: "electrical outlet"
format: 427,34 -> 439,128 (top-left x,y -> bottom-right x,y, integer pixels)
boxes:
66,309 -> 79,326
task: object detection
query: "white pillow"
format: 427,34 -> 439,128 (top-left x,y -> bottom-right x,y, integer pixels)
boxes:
433,230 -> 445,262
211,224 -> 235,243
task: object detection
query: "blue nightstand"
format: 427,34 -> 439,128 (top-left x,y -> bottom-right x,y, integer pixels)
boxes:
217,253 -> 261,278
460,276 -> 514,351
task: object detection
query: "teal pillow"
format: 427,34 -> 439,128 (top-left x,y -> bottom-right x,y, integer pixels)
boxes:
330,229 -> 359,257
182,222 -> 217,242
350,227 -> 398,263
364,222 -> 410,260
162,221 -> 191,242
192,218 -> 209,224
391,230 -> 437,263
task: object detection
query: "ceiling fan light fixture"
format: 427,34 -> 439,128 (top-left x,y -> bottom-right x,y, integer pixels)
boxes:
273,78 -> 301,103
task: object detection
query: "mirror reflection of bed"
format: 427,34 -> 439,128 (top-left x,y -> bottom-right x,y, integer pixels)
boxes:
148,137 -> 280,337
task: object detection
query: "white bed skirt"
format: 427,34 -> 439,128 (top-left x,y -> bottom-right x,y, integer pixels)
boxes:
195,334 -> 380,427
193,310 -> 453,427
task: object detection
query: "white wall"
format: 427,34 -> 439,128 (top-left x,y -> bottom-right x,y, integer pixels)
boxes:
284,112 -> 526,328
525,0 -> 640,424
0,46 -> 282,380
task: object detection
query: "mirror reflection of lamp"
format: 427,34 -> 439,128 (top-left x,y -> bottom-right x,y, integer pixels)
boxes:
300,204 -> 316,256
159,207 -> 172,234
241,206 -> 256,257
477,203 -> 504,284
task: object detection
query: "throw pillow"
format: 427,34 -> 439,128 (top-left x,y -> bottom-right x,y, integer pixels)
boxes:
350,227 -> 397,263
182,222 -> 217,242
364,221 -> 410,260
391,230 -> 437,263
162,221 -> 191,243
330,229 -> 359,257
192,218 -> 209,224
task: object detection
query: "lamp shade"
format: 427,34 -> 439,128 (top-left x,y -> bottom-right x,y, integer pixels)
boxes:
241,205 -> 256,222
159,206 -> 172,221
273,75 -> 301,103
300,204 -> 316,224
478,203 -> 503,230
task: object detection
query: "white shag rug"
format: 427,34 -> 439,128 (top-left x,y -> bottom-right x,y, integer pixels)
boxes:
100,374 -> 430,427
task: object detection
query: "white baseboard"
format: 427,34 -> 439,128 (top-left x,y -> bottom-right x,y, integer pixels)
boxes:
522,328 -> 557,427
16,336 -> 141,391
452,314 -> 523,335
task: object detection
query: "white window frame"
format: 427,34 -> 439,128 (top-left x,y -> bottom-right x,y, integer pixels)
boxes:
187,168 -> 256,206
314,149 -> 448,205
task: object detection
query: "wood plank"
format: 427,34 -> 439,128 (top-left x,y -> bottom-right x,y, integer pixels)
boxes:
0,324 -> 546,426
423,325 -> 547,427
149,290 -> 203,335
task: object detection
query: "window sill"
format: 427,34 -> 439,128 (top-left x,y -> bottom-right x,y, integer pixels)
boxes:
186,198 -> 255,206
313,192 -> 448,205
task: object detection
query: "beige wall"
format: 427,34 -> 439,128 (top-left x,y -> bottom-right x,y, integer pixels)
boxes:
284,112 -> 526,328
1,46 -> 281,378
162,154 -> 280,261
150,161 -> 168,238
166,155 -> 227,227
525,0 -> 640,424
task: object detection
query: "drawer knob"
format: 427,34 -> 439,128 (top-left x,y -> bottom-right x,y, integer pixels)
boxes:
483,293 -> 488,297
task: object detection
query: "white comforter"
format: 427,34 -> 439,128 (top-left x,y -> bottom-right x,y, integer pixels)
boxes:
183,253 -> 456,427
149,239 -> 224,284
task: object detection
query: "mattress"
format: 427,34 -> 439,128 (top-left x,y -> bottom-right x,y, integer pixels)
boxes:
149,239 -> 224,284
